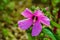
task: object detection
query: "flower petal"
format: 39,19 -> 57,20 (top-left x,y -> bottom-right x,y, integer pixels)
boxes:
40,16 -> 50,26
34,9 -> 44,16
18,18 -> 33,30
21,8 -> 33,18
32,21 -> 42,36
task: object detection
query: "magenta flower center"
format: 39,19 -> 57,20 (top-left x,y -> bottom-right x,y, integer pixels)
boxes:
32,16 -> 38,23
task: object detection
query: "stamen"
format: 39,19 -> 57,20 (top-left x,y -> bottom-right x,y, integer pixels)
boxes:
32,16 -> 38,23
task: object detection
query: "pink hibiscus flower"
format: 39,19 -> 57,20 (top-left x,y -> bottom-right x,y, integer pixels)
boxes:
18,8 -> 50,36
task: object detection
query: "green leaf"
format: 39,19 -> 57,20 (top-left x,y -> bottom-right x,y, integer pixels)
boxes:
53,8 -> 59,15
43,38 -> 49,40
30,6 -> 36,12
13,24 -> 18,27
41,0 -> 48,3
27,33 -> 35,40
43,28 -> 56,40
3,15 -> 12,24
27,29 -> 35,40
0,5 -> 4,10
7,2 -> 15,10
50,20 -> 60,28
2,29 -> 9,37
3,0 -> 10,4
52,0 -> 60,6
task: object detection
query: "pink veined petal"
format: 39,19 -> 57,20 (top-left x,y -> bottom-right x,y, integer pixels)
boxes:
34,9 -> 44,16
32,21 -> 42,36
18,18 -> 33,30
21,8 -> 33,18
40,16 -> 50,26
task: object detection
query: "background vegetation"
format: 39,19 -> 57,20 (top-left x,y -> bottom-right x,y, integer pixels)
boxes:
0,0 -> 60,40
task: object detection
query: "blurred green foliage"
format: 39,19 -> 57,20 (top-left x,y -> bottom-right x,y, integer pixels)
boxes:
0,0 -> 60,40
